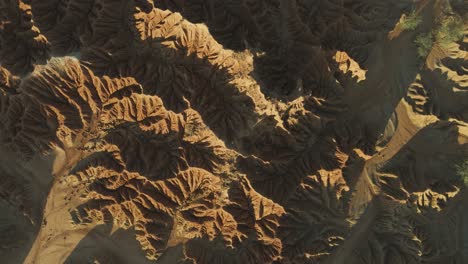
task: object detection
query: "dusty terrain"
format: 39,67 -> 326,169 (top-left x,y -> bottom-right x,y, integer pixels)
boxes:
0,0 -> 467,263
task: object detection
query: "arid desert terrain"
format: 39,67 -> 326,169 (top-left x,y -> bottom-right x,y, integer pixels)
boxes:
0,0 -> 467,263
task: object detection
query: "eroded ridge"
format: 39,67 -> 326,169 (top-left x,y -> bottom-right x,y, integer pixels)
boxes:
0,0 -> 467,263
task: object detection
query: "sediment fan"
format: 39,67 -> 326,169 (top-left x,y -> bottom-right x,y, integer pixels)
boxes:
0,0 -> 467,263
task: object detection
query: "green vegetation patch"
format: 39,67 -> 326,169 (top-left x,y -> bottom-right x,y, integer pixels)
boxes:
455,159 -> 468,186
413,5 -> 465,58
415,33 -> 434,57
401,11 -> 422,30
435,16 -> 465,48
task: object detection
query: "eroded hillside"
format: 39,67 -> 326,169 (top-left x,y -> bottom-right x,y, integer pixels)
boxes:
0,0 -> 467,263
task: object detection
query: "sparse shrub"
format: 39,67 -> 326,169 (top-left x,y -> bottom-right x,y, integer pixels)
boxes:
401,11 -> 422,30
455,159 -> 468,186
415,33 -> 434,57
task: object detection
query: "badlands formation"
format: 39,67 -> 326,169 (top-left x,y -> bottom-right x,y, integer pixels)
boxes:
0,0 -> 467,263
